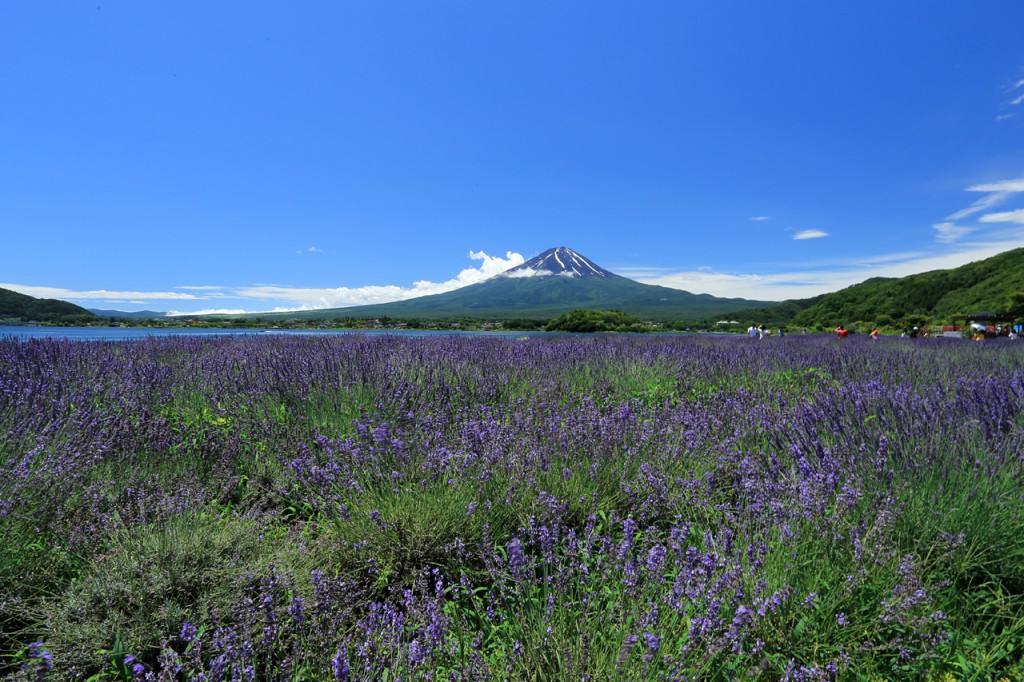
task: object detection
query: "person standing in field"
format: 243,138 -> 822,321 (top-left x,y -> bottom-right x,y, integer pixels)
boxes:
835,325 -> 849,339
870,328 -> 879,341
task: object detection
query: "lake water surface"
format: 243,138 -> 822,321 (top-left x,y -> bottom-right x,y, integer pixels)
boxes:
0,326 -> 555,342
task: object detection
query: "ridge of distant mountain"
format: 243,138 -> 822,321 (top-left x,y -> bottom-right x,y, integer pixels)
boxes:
250,246 -> 776,321
88,308 -> 170,319
728,247 -> 1024,328
0,287 -> 98,323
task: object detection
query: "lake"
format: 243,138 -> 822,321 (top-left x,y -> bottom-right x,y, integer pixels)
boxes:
0,326 -> 557,342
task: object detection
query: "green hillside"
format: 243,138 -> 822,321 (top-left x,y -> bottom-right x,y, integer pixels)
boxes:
792,248 -> 1024,328
731,248 -> 1024,330
249,271 -> 775,322
0,287 -> 99,323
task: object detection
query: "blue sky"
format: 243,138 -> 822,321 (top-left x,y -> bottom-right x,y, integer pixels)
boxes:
2,2 -> 1023,314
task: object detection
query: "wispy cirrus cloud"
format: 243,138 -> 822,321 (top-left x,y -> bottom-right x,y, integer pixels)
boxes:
1012,78 -> 1024,106
792,229 -> 829,240
997,76 -> 1024,119
944,192 -> 1009,221
297,246 -> 324,254
979,208 -> 1024,224
967,178 -> 1024,193
933,175 -> 1024,244
932,222 -> 975,243
749,216 -> 770,221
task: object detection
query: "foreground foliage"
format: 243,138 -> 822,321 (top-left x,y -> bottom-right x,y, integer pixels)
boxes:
1,333 -> 1023,680
544,309 -> 648,333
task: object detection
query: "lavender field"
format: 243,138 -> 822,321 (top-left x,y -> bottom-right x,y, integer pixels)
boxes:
2,334 -> 1023,680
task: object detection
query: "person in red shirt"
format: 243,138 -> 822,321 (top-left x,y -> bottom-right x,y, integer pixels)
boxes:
835,325 -> 849,338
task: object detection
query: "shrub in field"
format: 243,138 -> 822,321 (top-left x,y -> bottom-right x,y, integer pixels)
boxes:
37,513 -> 284,677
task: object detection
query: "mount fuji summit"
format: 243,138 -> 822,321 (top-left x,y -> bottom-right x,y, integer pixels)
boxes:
264,247 -> 775,321
502,247 -> 614,279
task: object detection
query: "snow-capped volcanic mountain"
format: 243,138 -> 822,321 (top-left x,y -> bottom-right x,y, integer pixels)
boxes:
254,246 -> 776,321
502,246 -> 612,279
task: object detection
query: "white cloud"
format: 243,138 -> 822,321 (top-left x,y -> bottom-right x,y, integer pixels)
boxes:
749,216 -> 770,221
967,178 -> 1024,193
166,308 -> 249,317
979,209 -> 1024,224
1001,77 -> 1024,109
609,266 -> 671,278
297,246 -> 324,254
2,249 -> 527,314
222,249 -> 526,310
932,222 -> 975,243
504,268 -> 553,278
792,229 -> 829,240
230,284 -> 408,308
0,284 -> 202,301
463,250 -> 526,280
997,114 -> 1014,121
946,194 -> 1009,221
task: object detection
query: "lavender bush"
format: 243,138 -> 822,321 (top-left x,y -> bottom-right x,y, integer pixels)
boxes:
1,333 -> 1023,680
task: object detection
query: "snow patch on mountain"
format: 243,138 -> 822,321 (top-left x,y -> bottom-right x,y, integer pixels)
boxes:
500,247 -> 611,279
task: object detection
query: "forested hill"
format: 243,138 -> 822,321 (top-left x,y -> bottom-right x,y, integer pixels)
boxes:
0,287 -> 98,323
767,248 -> 1024,328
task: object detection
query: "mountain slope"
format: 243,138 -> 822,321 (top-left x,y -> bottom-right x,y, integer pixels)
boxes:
0,287 -> 99,323
256,247 -> 776,321
740,248 -> 1024,328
